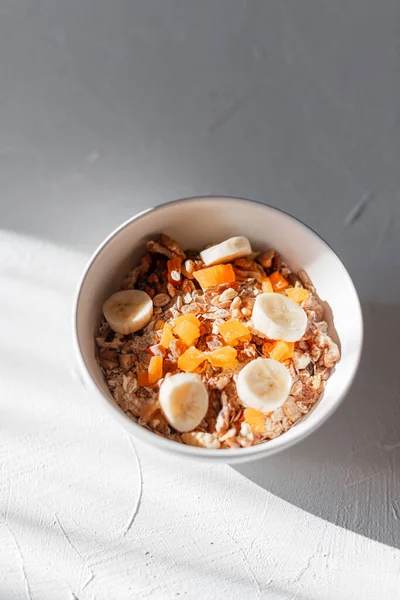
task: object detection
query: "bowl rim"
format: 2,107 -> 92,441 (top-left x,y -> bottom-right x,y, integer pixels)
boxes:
73,195 -> 364,463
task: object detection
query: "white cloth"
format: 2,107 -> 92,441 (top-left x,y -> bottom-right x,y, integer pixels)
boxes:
0,230 -> 399,600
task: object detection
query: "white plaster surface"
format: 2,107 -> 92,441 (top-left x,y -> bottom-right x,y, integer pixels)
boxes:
1,1 -> 400,598
0,232 -> 399,599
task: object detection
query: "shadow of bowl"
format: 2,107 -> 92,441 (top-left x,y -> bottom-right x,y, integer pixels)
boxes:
234,303 -> 400,549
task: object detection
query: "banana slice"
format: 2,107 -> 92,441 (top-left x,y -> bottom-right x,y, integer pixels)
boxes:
236,358 -> 292,413
200,236 -> 252,266
252,293 -> 308,342
159,373 -> 209,432
103,290 -> 153,334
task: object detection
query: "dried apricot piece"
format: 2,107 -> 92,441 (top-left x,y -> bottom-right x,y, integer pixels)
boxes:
269,271 -> 289,292
261,277 -> 274,293
207,346 -> 238,369
174,313 -> 201,327
178,346 -> 207,372
261,340 -> 276,356
160,323 -> 176,348
193,264 -> 235,289
148,355 -> 163,384
244,407 -> 265,433
167,257 -> 182,287
173,320 -> 200,347
138,371 -> 149,387
219,320 -> 251,346
164,359 -> 177,373
286,287 -> 310,304
269,340 -> 294,362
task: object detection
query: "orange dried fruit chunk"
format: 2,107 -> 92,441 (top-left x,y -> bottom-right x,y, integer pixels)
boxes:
269,340 -> 294,362
167,256 -> 182,287
261,277 -> 274,293
286,287 -> 310,304
261,340 -> 276,356
193,264 -> 235,289
173,320 -> 200,347
178,346 -> 207,372
207,346 -> 238,369
174,313 -> 201,327
269,271 -> 289,292
219,320 -> 251,346
244,407 -> 265,433
148,355 -> 163,384
160,323 -> 176,348
138,371 -> 149,387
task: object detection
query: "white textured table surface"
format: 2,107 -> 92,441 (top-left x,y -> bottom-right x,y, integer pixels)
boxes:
1,2 -> 400,598
0,234 -> 399,600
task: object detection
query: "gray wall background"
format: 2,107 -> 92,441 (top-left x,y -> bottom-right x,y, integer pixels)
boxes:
1,0 -> 399,303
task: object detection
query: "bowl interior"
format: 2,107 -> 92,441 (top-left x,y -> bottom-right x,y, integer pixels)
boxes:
75,197 -> 362,462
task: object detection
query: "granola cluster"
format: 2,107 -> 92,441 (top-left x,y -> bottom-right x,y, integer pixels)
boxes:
96,234 -> 340,449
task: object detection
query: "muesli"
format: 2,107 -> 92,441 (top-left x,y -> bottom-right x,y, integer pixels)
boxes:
96,234 -> 340,449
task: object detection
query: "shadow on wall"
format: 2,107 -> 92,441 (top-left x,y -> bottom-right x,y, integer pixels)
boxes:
234,303 -> 400,549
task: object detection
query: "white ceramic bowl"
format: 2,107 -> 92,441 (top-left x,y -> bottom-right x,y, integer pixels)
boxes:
73,197 -> 363,464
